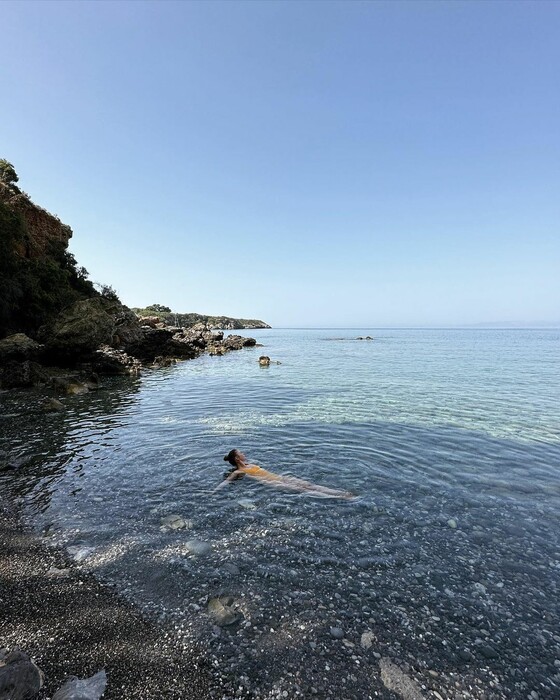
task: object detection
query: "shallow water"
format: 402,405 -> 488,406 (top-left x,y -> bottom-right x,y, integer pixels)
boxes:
1,329 -> 560,698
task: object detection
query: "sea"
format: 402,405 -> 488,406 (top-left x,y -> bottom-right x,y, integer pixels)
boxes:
1,328 -> 559,697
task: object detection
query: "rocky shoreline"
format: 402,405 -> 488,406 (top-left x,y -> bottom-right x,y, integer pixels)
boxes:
0,296 -> 260,393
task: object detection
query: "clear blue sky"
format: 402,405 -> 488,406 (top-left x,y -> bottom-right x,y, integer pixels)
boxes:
2,1 -> 559,327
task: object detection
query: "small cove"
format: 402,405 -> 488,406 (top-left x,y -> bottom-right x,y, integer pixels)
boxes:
1,329 -> 559,698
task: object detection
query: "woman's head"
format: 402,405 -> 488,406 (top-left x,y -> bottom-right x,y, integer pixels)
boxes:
223,449 -> 246,467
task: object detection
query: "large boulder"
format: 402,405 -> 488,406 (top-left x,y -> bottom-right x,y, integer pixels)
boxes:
223,334 -> 257,350
0,334 -> 44,362
92,345 -> 142,376
0,650 -> 44,699
40,297 -> 143,360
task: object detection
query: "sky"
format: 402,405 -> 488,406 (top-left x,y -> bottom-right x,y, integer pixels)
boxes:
2,1 -> 559,327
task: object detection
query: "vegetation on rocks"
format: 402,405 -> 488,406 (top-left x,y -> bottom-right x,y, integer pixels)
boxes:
133,305 -> 270,330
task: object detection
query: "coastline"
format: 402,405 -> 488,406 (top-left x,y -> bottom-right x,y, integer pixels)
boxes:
0,502 -> 219,700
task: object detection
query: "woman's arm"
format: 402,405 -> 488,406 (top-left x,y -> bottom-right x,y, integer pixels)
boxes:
213,469 -> 243,492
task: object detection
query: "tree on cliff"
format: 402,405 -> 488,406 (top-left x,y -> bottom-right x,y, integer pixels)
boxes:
0,159 -> 20,191
146,304 -> 171,313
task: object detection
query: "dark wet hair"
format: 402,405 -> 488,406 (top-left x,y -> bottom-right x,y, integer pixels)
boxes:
223,449 -> 246,467
222,449 -> 246,481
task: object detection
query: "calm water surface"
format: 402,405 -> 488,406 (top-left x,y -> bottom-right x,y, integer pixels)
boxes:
1,329 -> 559,697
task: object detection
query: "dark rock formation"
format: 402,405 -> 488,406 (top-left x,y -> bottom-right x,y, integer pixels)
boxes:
0,360 -> 50,389
0,334 -> 44,362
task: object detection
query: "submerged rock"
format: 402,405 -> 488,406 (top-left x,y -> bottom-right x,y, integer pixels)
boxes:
161,514 -> 191,530
185,540 -> 212,555
207,596 -> 242,626
237,498 -> 258,510
0,650 -> 44,700
44,397 -> 65,412
67,545 -> 95,562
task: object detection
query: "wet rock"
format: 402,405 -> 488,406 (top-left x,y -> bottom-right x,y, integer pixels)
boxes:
50,376 -> 91,395
457,648 -> 474,661
152,356 -> 177,368
44,397 -> 65,412
379,657 -> 425,700
237,499 -> 257,510
161,514 -> 190,530
0,650 -> 44,700
330,627 -> 344,639
207,596 -> 242,627
92,345 -> 141,376
223,335 -> 256,350
185,540 -> 212,555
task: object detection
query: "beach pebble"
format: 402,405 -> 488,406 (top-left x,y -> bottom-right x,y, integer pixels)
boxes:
330,627 -> 344,639
479,644 -> 499,659
447,518 -> 458,529
361,631 -> 375,649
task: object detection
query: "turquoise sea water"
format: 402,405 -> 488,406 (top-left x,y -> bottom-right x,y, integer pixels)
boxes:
1,329 -> 559,697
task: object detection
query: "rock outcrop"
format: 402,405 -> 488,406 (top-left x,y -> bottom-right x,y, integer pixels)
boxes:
39,297 -> 143,360
0,181 -> 72,260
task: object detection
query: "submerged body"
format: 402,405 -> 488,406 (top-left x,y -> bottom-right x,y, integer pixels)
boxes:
219,449 -> 356,500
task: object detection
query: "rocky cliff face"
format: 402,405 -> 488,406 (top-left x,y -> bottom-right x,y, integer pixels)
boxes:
0,182 -> 72,260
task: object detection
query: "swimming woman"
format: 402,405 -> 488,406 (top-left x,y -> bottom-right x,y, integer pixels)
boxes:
217,449 -> 356,500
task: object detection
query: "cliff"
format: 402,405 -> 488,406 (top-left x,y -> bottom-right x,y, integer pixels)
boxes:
0,174 -> 97,339
0,181 -> 73,260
